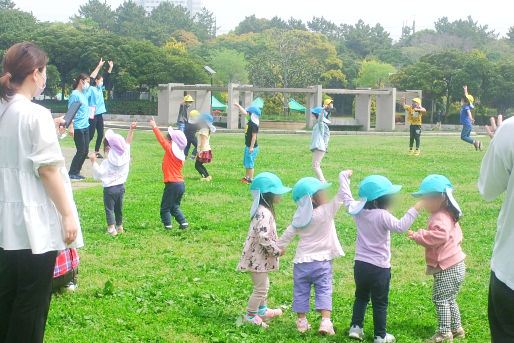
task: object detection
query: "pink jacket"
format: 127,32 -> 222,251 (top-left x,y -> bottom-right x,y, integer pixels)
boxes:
412,210 -> 466,270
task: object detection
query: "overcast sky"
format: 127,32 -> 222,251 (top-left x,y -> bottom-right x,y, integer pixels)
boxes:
13,0 -> 512,40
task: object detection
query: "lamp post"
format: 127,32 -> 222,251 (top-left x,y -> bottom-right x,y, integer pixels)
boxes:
204,66 -> 216,114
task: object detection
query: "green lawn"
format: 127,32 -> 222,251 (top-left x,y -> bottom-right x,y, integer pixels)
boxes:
46,132 -> 498,343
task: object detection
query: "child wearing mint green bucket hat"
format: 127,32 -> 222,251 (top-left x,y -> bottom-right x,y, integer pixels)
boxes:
237,172 -> 291,328
340,171 -> 423,343
278,172 -> 347,336
407,175 -> 466,343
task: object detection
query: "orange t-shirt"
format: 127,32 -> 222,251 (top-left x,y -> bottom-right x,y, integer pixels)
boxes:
153,127 -> 184,183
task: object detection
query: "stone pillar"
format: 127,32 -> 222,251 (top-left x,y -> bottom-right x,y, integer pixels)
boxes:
241,85 -> 253,128
194,84 -> 211,114
157,83 -> 171,125
226,83 -> 240,129
305,85 -> 322,128
355,92 -> 371,131
375,88 -> 397,131
405,89 -> 422,106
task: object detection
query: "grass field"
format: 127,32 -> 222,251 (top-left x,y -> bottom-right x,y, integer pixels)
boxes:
45,131 -> 499,343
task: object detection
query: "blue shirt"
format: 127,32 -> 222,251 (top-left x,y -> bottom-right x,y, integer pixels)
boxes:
88,85 -> 106,115
460,105 -> 472,126
69,89 -> 92,130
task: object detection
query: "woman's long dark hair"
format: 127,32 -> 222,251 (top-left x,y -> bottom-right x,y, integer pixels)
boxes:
442,194 -> 460,223
259,192 -> 276,218
72,73 -> 89,90
0,42 -> 47,102
364,194 -> 392,210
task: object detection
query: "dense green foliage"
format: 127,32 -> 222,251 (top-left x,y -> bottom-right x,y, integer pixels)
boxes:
45,132 -> 497,342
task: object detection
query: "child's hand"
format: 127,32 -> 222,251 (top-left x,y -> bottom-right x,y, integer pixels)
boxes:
463,85 -> 468,91
149,116 -> 157,128
88,152 -> 97,163
414,200 -> 424,212
338,170 -> 352,183
401,96 -> 405,101
130,122 -> 138,129
407,230 -> 415,239
280,248 -> 286,256
471,118 -> 475,124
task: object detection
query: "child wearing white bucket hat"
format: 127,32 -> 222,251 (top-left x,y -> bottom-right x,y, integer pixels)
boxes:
89,122 -> 137,236
310,105 -> 331,183
237,172 -> 291,327
278,172 -> 346,336
408,175 -> 466,343
195,113 -> 216,181
149,116 -> 189,230
340,171 -> 423,343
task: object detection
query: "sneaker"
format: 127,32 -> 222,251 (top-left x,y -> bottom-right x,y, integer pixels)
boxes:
69,174 -> 84,181
241,177 -> 251,184
296,318 -> 311,333
414,149 -> 421,156
425,331 -> 453,343
474,141 -> 479,151
179,223 -> 190,230
243,315 -> 268,328
96,153 -> 103,158
478,141 -> 484,151
349,325 -> 365,340
164,225 -> 173,230
106,227 -> 117,236
408,149 -> 414,155
65,282 -> 78,292
117,226 -> 124,234
200,177 -> 211,182
452,327 -> 465,339
319,318 -> 335,335
374,333 -> 396,343
261,308 -> 283,322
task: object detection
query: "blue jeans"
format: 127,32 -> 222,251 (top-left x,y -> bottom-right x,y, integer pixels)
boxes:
160,182 -> 186,226
177,122 -> 186,132
461,125 -> 474,144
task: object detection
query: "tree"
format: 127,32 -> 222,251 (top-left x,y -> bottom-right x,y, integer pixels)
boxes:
75,0 -> 114,31
113,0 -> 147,41
192,7 -> 216,41
508,27 -> 514,43
208,49 -> 248,85
234,15 -> 270,34
483,59 -> 514,112
307,17 -> 340,39
0,0 -> 15,9
434,16 -> 497,43
340,20 -> 392,58
355,59 -> 396,88
148,2 -> 192,46
43,64 -> 61,98
287,17 -> 306,31
0,9 -> 37,51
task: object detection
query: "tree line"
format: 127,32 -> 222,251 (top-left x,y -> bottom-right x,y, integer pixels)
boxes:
0,0 -> 513,116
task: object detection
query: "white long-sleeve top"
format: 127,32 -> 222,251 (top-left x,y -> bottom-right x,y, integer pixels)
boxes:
92,146 -> 131,188
478,117 -> 514,290
278,182 -> 345,264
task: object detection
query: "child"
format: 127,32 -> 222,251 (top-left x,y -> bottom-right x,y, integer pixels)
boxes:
149,116 -> 189,230
460,85 -> 483,151
237,172 -> 291,327
184,109 -> 200,160
195,113 -> 216,181
89,122 -> 137,236
340,171 -> 423,343
310,105 -> 331,183
234,103 -> 261,184
177,94 -> 194,132
402,96 -> 426,156
435,110 -> 442,130
278,174 -> 346,335
408,175 -> 466,342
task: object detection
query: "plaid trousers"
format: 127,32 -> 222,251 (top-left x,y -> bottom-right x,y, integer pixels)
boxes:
432,261 -> 466,333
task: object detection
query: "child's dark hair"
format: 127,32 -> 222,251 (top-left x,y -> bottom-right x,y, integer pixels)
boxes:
364,195 -> 392,210
442,195 -> 460,223
259,192 -> 276,218
167,133 -> 172,141
72,73 -> 89,89
461,96 -> 470,105
103,138 -> 110,151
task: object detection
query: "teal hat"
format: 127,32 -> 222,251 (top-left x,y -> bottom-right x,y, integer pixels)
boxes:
412,174 -> 462,217
246,106 -> 262,116
201,113 -> 214,123
250,172 -> 291,218
358,175 -> 402,202
291,177 -> 332,228
310,107 -> 323,115
412,175 -> 453,197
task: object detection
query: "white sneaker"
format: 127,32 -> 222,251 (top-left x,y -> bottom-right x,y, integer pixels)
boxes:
374,333 -> 396,343
349,325 -> 364,340
65,282 -> 77,292
106,227 -> 117,236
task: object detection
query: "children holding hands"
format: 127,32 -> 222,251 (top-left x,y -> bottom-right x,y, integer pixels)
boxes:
408,175 -> 466,343
89,122 -> 137,236
278,174 -> 346,335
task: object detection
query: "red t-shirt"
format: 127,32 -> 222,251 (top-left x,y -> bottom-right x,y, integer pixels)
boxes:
153,127 -> 184,183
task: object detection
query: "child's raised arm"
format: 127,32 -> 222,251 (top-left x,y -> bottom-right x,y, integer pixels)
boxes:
338,170 -> 356,211
126,122 -> 138,144
234,103 -> 248,116
150,116 -> 170,151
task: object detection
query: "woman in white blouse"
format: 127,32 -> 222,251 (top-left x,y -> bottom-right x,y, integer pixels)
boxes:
0,42 -> 83,342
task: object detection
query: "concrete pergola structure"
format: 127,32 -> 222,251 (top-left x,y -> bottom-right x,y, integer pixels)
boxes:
157,83 -> 422,131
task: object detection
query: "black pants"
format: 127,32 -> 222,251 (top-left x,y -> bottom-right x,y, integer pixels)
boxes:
89,113 -> 104,152
103,184 -> 125,226
409,124 -> 421,149
0,248 -> 57,343
69,127 -> 90,175
195,160 -> 209,178
184,134 -> 197,158
489,271 -> 514,342
351,260 -> 391,339
160,182 -> 186,226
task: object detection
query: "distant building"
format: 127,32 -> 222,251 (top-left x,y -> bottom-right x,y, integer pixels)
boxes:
136,0 -> 202,15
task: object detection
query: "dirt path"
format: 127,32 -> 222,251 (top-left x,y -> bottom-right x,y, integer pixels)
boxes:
62,147 -> 101,191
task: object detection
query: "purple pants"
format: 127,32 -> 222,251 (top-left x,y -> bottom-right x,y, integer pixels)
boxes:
293,260 -> 333,313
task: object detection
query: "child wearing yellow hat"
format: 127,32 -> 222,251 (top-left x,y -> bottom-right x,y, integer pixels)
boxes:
402,96 -> 426,156
460,86 -> 483,151
176,94 -> 194,132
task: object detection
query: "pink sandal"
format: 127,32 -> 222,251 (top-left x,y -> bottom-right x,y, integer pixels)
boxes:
243,315 -> 269,328
261,308 -> 283,321
297,318 -> 311,333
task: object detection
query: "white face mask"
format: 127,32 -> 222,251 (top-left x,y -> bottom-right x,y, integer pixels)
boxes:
82,80 -> 90,90
98,81 -> 103,88
33,72 -> 46,98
